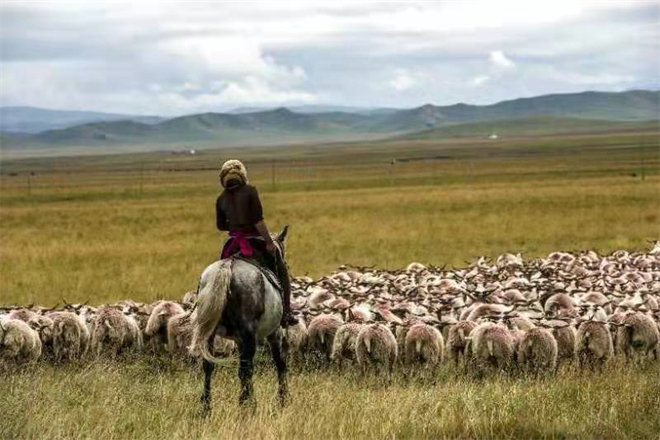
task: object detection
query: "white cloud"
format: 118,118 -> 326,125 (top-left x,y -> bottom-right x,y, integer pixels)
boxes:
214,77 -> 317,105
489,51 -> 516,70
0,1 -> 656,112
469,75 -> 491,87
389,69 -> 416,91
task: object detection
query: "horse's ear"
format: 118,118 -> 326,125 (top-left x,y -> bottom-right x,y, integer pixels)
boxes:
277,225 -> 289,244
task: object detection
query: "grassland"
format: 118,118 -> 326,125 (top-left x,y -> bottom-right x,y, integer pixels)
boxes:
1,360 -> 658,440
1,129 -> 659,439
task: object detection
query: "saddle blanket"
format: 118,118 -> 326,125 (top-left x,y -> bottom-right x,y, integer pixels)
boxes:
231,255 -> 283,293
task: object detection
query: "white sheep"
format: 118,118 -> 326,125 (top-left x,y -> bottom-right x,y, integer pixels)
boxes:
446,320 -> 477,367
403,323 -> 444,368
466,304 -> 510,322
615,311 -> 660,361
542,320 -> 576,364
355,323 -> 398,372
307,314 -> 344,363
212,335 -> 236,358
90,306 -> 143,357
469,321 -> 515,374
575,320 -> 613,369
284,317 -> 308,361
182,291 -> 198,307
167,312 -> 194,359
47,311 -> 90,362
145,301 -> 185,353
8,308 -> 39,323
0,318 -> 42,371
331,323 -> 363,366
544,293 -> 576,318
517,327 -> 558,374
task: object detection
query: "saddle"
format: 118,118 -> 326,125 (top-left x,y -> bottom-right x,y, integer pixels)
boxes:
221,235 -> 285,293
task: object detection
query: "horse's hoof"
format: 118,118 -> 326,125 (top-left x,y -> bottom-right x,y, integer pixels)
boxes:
238,397 -> 257,415
199,405 -> 211,418
199,397 -> 212,418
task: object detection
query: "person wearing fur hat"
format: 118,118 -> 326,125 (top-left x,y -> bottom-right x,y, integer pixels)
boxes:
216,159 -> 297,327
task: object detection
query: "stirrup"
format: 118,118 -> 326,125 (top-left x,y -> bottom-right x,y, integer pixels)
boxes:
281,312 -> 298,327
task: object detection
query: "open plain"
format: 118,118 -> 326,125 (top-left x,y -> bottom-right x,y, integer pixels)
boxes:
1,129 -> 659,439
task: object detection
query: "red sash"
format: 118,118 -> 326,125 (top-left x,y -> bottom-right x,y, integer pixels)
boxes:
221,231 -> 261,259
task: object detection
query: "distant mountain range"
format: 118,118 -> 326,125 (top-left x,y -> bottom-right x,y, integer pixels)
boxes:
0,106 -> 163,133
229,105 -> 399,115
394,117 -> 659,141
1,90 -> 658,152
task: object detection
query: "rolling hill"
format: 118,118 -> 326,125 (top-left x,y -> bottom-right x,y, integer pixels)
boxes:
366,90 -> 660,132
1,90 -> 657,153
393,117 -> 660,141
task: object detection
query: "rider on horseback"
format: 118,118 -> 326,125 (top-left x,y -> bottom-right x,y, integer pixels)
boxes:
216,159 -> 297,327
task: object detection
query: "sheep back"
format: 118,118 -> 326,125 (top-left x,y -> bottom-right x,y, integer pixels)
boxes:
518,327 -> 558,372
404,323 -> 444,367
356,323 -> 397,369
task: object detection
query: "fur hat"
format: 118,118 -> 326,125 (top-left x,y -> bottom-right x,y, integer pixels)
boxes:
219,160 -> 248,188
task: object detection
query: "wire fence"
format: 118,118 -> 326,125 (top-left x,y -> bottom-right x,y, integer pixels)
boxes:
0,141 -> 656,199
1,156 -> 466,196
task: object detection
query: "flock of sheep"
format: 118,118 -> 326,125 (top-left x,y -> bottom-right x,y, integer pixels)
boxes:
2,242 -> 660,376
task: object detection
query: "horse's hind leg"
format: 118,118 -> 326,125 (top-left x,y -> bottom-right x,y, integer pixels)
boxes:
238,331 -> 257,407
201,359 -> 215,415
268,331 -> 289,407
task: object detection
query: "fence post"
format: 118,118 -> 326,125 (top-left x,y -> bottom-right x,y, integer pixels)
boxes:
271,160 -> 276,191
639,139 -> 646,182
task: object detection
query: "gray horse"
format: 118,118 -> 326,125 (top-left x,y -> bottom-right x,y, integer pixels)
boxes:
189,227 -> 289,412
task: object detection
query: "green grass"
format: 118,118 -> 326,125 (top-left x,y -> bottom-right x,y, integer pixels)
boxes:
1,131 -> 659,439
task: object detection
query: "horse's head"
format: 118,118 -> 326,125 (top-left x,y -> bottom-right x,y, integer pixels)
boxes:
273,225 -> 289,259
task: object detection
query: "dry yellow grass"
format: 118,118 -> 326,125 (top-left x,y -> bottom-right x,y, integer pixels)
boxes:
1,360 -> 658,440
1,173 -> 657,305
0,132 -> 659,439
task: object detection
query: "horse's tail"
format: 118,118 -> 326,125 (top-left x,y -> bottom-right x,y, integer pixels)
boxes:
189,260 -> 232,363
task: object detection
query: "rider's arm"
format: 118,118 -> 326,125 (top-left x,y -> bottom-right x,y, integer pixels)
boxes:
216,196 -> 229,231
251,187 -> 276,253
255,220 -> 274,245
249,186 -> 264,225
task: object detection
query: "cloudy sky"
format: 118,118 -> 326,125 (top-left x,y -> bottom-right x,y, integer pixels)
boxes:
1,1 -> 658,115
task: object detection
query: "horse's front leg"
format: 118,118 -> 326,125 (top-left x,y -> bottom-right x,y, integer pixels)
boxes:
268,330 -> 289,407
201,359 -> 215,415
238,331 -> 257,407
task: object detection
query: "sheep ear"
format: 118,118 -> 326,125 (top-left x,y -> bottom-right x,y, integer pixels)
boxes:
277,225 -> 289,244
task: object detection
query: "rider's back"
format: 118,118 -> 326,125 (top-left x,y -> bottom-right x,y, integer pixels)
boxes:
216,184 -> 263,233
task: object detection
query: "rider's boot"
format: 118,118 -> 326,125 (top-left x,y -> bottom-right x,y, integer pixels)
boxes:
275,255 -> 298,328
